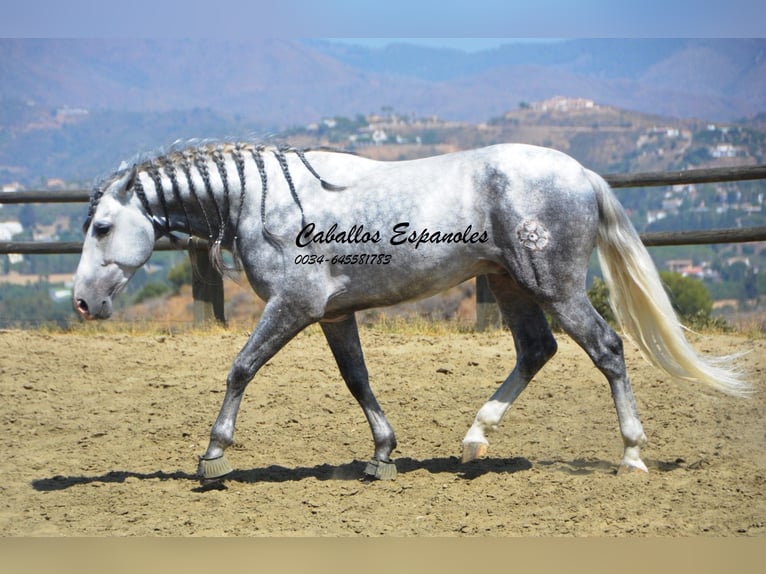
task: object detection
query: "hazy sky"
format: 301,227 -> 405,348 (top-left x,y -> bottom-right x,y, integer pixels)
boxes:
328,38 -> 563,53
2,1 -> 764,39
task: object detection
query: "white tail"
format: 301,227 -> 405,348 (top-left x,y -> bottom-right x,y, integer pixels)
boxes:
586,169 -> 751,397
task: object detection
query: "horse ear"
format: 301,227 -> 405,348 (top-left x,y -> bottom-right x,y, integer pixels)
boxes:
109,164 -> 138,197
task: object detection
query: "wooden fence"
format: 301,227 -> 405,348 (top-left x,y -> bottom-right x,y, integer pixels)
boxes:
2,164 -> 766,328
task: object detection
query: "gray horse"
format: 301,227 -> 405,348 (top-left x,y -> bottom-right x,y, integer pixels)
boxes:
72,142 -> 749,481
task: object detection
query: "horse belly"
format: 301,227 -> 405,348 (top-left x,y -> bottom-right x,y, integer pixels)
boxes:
320,247 -> 503,316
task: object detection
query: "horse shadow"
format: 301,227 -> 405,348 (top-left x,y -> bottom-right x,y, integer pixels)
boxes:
31,455 -> 532,492
30,455 -> 684,493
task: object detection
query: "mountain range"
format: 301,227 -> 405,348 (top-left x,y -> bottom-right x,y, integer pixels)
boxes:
2,38 -> 765,125
1,38 -> 765,185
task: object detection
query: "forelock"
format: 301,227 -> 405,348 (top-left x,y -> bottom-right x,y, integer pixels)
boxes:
81,167 -> 133,233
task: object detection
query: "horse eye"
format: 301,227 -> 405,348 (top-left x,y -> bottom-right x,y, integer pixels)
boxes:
92,221 -> 112,238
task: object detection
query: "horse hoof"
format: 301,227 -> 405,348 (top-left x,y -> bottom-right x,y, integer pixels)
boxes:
462,441 -> 488,463
363,458 -> 397,480
197,454 -> 233,480
617,462 -> 649,475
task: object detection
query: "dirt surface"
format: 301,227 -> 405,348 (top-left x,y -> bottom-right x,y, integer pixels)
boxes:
1,326 -> 764,536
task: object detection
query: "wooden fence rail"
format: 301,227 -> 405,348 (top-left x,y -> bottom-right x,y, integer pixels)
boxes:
1,164 -> 765,328
4,226 -> 766,256
605,164 -> 766,188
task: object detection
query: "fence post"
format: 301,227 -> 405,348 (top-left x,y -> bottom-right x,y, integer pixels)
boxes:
189,240 -> 225,327
475,275 -> 502,331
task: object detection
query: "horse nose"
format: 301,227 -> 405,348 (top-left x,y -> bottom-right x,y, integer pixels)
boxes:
75,298 -> 91,319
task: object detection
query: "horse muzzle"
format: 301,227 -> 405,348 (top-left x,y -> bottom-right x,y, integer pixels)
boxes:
72,262 -> 128,321
73,295 -> 113,320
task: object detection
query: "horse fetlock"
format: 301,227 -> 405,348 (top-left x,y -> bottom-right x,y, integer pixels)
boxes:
618,445 -> 648,474
373,442 -> 396,464
621,429 -> 648,449
210,412 -> 238,441
374,429 -> 397,454
208,429 -> 234,452
462,419 -> 491,461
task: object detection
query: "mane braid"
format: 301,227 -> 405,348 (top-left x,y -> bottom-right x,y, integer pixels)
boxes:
131,176 -> 153,219
179,151 -> 215,240
146,162 -> 172,236
250,147 -> 282,248
193,149 -> 225,232
273,146 -> 306,230
292,147 -> 346,191
210,147 -> 232,239
231,144 -> 247,242
83,185 -> 105,232
160,156 -> 193,234
209,146 -> 236,275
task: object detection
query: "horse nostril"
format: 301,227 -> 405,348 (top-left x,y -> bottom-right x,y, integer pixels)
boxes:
76,298 -> 89,314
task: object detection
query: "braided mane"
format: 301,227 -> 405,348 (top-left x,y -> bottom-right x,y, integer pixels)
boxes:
83,141 -> 350,275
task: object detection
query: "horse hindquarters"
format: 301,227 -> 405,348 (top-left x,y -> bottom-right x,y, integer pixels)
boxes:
463,164 -> 648,471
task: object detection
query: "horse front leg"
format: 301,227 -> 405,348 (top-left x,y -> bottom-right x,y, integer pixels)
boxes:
321,314 -> 398,480
197,298 -> 314,480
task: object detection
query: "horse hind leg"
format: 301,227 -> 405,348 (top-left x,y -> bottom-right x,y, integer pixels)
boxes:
462,275 -> 558,462
547,295 -> 648,473
321,314 -> 398,480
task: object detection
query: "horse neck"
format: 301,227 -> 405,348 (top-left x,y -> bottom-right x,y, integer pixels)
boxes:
135,146 -> 251,247
133,144 -> 339,249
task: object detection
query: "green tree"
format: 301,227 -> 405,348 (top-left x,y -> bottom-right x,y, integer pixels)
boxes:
167,258 -> 192,294
133,282 -> 170,304
587,277 -> 615,323
588,272 -> 720,330
18,204 -> 37,230
0,283 -> 72,328
659,271 -> 713,321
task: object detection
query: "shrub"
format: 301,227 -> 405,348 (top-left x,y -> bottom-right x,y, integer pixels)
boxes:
587,271 -> 727,331
167,258 -> 192,293
133,282 -> 171,304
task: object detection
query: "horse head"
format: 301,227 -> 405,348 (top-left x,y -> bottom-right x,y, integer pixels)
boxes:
73,166 -> 156,320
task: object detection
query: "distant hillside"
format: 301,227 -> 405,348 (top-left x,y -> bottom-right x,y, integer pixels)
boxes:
0,106 -> 271,185
2,38 -> 764,126
2,94 -> 765,187
307,38 -> 766,121
3,38 -> 765,186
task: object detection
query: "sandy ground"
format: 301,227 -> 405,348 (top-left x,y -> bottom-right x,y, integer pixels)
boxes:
0,326 -> 764,537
